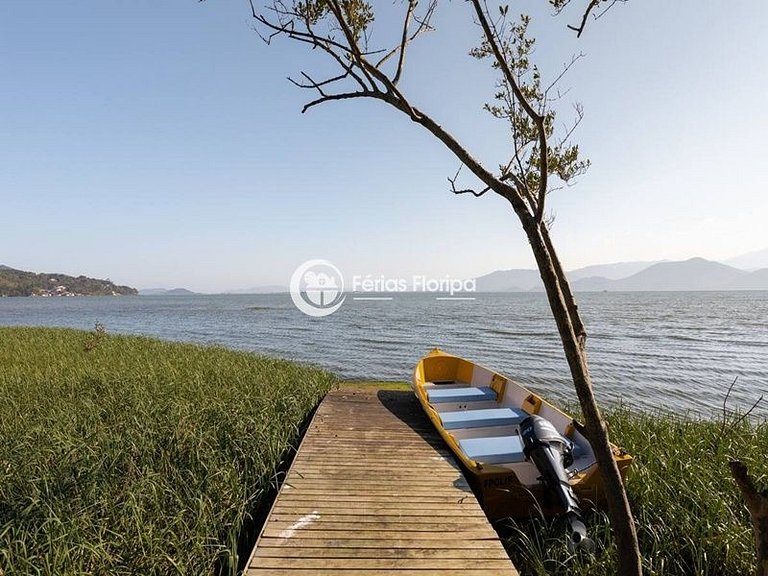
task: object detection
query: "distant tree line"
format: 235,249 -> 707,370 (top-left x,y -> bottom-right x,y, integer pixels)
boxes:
0,266 -> 137,297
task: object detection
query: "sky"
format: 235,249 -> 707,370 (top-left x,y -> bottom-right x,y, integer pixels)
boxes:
1,1 -> 767,292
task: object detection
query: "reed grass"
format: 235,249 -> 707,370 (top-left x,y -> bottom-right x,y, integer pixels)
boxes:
0,326 -> 336,575
500,405 -> 767,575
2,327 -> 764,575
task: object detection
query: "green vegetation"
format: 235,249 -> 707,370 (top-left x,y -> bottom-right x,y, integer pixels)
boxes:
2,328 -> 763,575
0,266 -> 137,296
501,406 -> 767,576
0,327 -> 335,575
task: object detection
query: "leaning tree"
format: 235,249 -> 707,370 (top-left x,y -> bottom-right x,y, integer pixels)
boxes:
250,1 -> 641,573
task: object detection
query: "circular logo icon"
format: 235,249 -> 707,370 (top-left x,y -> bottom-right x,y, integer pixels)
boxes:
290,259 -> 345,317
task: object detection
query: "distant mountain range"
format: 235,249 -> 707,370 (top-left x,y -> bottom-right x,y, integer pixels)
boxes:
138,288 -> 197,296
475,256 -> 768,292
0,266 -> 137,297
138,286 -> 286,295
8,247 -> 768,296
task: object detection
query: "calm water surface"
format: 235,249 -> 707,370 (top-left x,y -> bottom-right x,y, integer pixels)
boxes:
1,292 -> 765,417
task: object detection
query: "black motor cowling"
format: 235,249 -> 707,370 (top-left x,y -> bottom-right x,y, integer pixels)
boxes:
519,415 -> 593,551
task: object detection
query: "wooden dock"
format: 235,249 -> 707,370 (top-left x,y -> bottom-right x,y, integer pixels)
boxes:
245,387 -> 518,575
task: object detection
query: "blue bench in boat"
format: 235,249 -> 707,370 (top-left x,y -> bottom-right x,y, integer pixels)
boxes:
427,386 -> 496,404
458,435 -> 526,464
458,432 -> 584,463
439,407 -> 528,430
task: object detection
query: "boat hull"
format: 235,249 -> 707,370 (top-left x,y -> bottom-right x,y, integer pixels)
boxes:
412,349 -> 632,520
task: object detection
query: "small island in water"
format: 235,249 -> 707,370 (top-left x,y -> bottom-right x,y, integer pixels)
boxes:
0,265 -> 137,297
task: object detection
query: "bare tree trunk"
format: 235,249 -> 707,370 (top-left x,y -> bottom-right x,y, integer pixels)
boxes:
730,460 -> 768,576
396,104 -> 642,575
522,216 -> 642,575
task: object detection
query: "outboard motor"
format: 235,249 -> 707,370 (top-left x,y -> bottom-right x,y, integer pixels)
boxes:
519,415 -> 593,552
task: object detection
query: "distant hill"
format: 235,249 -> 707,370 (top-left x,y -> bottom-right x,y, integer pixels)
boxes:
567,261 -> 659,281
0,266 -> 137,297
724,248 -> 768,271
475,258 -> 768,292
572,258 -> 752,291
475,261 -> 660,292
474,269 -> 542,292
139,288 -> 197,296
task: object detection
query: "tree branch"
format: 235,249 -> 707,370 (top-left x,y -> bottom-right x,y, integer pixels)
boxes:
301,89 -> 380,113
392,0 -> 415,85
567,0 -> 599,38
544,53 -> 584,103
448,166 -> 491,197
470,0 -> 546,222
325,1 -> 392,91
374,0 -> 436,71
564,0 -> 626,38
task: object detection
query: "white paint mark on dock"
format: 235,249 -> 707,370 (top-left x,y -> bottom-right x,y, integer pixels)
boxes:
278,513 -> 320,539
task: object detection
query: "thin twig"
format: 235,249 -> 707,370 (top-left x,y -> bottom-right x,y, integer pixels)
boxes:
448,166 -> 491,197
721,376 -> 739,431
567,0 -> 599,38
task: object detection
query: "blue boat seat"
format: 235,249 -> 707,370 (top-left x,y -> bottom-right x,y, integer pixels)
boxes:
439,407 -> 528,430
427,386 -> 496,404
459,435 -> 526,464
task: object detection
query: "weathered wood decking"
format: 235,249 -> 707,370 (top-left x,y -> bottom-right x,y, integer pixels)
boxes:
245,388 -> 518,575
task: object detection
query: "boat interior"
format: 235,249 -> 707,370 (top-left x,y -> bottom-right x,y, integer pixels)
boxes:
418,356 -> 596,486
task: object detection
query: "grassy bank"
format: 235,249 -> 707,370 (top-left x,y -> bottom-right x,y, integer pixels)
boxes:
501,406 -> 767,575
0,327 -> 336,575
2,332 -> 764,576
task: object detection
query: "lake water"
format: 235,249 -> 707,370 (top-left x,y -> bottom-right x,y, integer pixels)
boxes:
1,291 -> 766,418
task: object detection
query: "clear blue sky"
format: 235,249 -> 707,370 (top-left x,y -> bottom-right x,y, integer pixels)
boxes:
2,1 -> 766,292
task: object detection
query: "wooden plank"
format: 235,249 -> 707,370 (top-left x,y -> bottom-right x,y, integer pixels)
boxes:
256,536 -> 497,549
248,570 -> 513,576
277,491 -> 474,501
272,501 -> 481,509
244,389 -> 518,575
283,473 -> 468,481
271,506 -> 486,517
276,493 -> 475,503
272,504 -> 483,514
291,464 -> 461,472
274,493 -> 480,502
290,468 -> 462,476
280,481 -> 471,490
293,458 -> 457,467
250,546 -> 510,559
251,558 -> 516,569
260,528 -> 498,540
265,520 -> 496,532
268,513 -> 488,523
262,529 -> 499,540
298,440 -> 449,448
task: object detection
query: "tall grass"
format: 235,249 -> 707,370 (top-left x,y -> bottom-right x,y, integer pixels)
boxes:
0,327 -> 336,575
500,406 -> 767,575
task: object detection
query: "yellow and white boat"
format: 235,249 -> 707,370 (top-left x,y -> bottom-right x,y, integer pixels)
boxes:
412,348 -> 632,521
